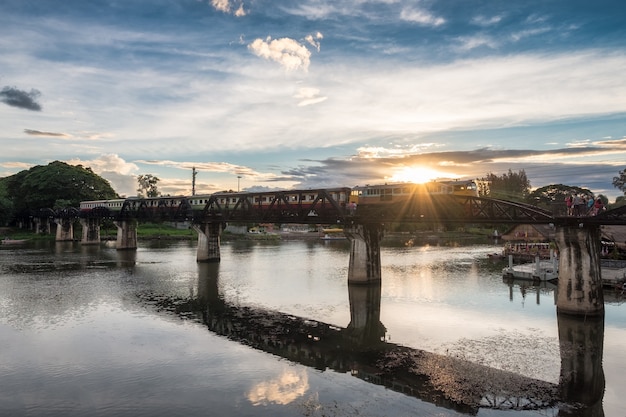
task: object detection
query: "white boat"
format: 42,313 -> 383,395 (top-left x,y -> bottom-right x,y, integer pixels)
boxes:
502,253 -> 558,281
319,228 -> 346,240
1,238 -> 28,245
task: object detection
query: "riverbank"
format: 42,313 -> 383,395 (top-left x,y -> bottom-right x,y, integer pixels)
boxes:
0,225 -> 499,244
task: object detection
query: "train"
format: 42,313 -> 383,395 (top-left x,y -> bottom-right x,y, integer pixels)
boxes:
79,179 -> 482,217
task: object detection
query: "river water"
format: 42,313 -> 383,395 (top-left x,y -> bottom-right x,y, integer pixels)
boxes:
1,237 -> 625,417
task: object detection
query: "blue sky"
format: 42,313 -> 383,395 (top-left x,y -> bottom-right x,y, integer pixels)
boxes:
1,0 -> 626,200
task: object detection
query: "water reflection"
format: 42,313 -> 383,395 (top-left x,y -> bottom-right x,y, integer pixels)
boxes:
142,262 -> 588,415
557,314 -> 605,417
248,368 -> 309,406
503,276 -> 557,305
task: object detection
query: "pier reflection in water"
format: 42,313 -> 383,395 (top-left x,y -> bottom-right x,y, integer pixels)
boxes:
0,240 -> 623,417
141,260 -> 608,416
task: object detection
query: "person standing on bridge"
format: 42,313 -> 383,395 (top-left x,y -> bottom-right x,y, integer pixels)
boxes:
565,195 -> 573,216
572,194 -> 583,216
592,197 -> 604,216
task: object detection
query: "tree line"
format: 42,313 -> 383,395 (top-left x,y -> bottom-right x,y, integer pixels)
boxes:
2,161 -> 626,226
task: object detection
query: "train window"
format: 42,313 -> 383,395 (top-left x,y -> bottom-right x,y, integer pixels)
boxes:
393,188 -> 401,194
309,195 -> 315,200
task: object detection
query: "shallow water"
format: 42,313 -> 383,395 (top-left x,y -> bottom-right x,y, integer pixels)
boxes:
0,238 -> 624,417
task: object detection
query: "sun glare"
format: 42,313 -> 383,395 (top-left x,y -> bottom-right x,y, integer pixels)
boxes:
389,167 -> 450,184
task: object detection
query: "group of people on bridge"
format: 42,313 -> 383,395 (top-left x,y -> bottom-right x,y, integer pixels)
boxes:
565,194 -> 605,217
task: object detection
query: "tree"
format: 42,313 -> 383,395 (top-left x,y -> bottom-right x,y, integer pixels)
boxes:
479,169 -> 531,201
137,174 -> 160,197
3,161 -> 118,214
526,184 -> 593,211
0,180 -> 14,226
612,168 -> 626,195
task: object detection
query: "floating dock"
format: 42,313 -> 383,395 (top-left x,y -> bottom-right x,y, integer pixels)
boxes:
502,254 -> 626,287
502,255 -> 559,281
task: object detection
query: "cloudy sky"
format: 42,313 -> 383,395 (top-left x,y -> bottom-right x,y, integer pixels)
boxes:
1,0 -> 625,200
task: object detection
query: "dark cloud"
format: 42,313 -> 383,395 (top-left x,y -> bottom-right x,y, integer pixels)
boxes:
24,129 -> 69,137
281,145 -> 626,199
0,86 -> 42,111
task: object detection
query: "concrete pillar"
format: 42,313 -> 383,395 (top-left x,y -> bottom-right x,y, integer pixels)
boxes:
34,217 -> 51,234
345,223 -> 384,284
114,219 -> 138,250
555,225 -> 604,317
80,218 -> 101,245
557,314 -> 605,416
193,222 -> 223,262
54,218 -> 74,241
346,283 -> 386,347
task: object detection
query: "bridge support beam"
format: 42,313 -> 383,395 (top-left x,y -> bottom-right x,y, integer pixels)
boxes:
34,217 -> 51,234
194,222 -> 223,262
54,218 -> 74,241
114,219 -> 138,250
80,218 -> 101,245
555,224 -> 604,317
345,223 -> 384,284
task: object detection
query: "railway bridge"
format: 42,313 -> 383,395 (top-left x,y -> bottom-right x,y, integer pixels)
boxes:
28,190 -> 626,318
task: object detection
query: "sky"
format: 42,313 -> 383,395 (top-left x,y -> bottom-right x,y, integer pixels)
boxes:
1,0 -> 626,200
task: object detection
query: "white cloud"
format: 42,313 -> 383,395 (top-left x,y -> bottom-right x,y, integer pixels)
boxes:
248,36 -> 312,71
66,154 -> 139,196
471,15 -> 504,27
294,87 -> 327,107
400,7 -> 445,27
209,0 -> 246,16
304,32 -> 323,52
455,35 -> 499,51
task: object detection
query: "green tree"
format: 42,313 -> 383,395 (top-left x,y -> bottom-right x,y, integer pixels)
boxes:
0,180 -> 14,226
612,168 -> 626,195
479,169 -> 531,201
137,174 -> 160,197
3,161 -> 118,214
526,184 -> 593,212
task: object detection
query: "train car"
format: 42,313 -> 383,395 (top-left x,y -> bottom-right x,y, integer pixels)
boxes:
204,188 -> 351,212
80,196 -> 192,219
79,198 -> 126,213
349,180 -> 479,206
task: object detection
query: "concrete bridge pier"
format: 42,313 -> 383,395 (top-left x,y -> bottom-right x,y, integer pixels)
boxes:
345,223 -> 384,284
34,217 -> 51,234
555,224 -> 604,317
114,219 -> 138,250
80,218 -> 101,245
193,222 -> 224,262
54,218 -> 74,241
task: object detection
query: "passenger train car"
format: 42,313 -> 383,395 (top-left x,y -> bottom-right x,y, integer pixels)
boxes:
349,180 -> 479,205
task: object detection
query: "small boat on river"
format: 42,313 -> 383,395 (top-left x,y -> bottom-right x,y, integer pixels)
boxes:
319,228 -> 346,240
1,238 -> 28,245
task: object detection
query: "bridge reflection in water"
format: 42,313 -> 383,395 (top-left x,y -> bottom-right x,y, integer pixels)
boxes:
135,261 -> 605,416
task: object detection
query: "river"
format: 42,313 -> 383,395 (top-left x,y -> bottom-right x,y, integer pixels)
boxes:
1,237 -> 625,417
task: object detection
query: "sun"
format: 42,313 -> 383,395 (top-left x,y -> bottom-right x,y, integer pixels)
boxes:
389,166 -> 449,184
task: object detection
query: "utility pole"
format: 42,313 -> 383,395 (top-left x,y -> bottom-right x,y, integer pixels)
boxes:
237,175 -> 241,192
192,167 -> 197,196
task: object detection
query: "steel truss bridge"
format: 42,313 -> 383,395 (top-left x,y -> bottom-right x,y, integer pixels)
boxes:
42,190 -> 626,227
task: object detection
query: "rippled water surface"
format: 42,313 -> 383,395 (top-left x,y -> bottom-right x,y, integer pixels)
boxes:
1,238 -> 625,417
